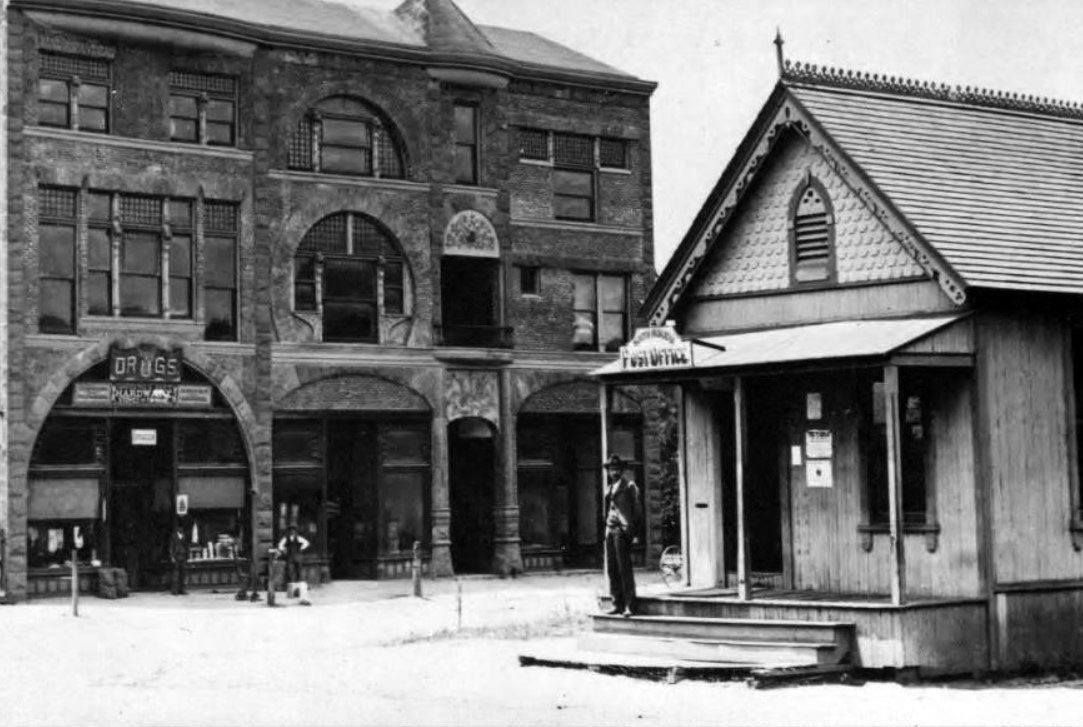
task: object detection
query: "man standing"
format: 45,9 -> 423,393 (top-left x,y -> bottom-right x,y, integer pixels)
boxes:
169,524 -> 189,596
603,453 -> 640,616
277,524 -> 312,606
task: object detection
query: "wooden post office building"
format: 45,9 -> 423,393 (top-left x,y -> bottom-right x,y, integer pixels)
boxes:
596,60 -> 1083,674
0,0 -> 666,601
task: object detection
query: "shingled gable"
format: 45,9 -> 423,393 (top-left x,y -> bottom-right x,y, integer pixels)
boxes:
646,61 -> 1083,326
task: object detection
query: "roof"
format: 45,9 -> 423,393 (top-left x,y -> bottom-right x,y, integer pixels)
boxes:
787,64 -> 1083,295
645,61 -> 1083,322
593,315 -> 966,378
19,0 -> 648,89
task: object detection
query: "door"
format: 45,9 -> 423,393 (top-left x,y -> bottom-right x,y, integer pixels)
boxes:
449,418 -> 496,573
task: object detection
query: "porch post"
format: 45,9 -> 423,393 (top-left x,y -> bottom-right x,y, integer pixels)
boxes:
734,377 -> 752,600
676,385 -> 690,586
599,382 -> 610,578
884,365 -> 907,605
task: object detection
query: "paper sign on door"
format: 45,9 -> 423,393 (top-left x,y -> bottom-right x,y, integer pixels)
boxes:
805,430 -> 833,459
807,459 -> 833,488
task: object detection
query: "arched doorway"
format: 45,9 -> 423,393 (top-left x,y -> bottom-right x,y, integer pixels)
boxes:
26,356 -> 251,594
448,417 -> 496,573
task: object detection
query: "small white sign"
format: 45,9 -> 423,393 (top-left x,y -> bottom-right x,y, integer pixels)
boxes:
807,459 -> 833,488
790,445 -> 803,467
805,430 -> 833,459
806,392 -> 823,420
131,429 -> 158,446
175,494 -> 189,516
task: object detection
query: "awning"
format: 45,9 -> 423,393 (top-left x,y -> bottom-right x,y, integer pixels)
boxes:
594,314 -> 968,379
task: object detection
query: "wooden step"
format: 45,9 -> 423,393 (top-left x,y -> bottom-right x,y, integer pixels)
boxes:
592,613 -> 853,645
578,632 -> 837,667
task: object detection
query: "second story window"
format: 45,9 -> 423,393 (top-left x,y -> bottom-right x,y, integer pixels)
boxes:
453,104 -> 479,185
37,186 -> 239,337
293,212 -> 407,343
38,52 -> 110,133
288,96 -> 405,179
169,71 -> 237,146
572,273 -> 626,352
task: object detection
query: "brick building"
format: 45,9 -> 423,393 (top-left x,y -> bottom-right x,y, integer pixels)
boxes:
0,0 -> 661,600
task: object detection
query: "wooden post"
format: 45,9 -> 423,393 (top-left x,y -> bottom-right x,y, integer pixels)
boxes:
599,382 -> 610,583
411,540 -> 422,597
456,578 -> 463,630
266,549 -> 276,607
884,365 -> 907,606
734,377 -> 752,601
676,385 -> 690,587
70,550 -> 79,617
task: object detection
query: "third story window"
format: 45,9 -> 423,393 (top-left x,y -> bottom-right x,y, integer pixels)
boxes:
38,51 -> 111,133
169,71 -> 237,146
453,104 -> 479,185
288,96 -> 405,179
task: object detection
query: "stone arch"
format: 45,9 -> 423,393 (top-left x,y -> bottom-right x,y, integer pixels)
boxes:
517,377 -> 643,416
276,373 -> 432,413
21,335 -> 260,485
283,83 -> 415,176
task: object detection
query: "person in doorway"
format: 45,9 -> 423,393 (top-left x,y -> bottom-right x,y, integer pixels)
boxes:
277,524 -> 311,605
169,524 -> 189,596
603,453 -> 640,616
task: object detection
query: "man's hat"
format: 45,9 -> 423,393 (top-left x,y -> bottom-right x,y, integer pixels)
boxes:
605,453 -> 625,470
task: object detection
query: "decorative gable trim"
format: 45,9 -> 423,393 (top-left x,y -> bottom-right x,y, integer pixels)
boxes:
648,90 -> 967,326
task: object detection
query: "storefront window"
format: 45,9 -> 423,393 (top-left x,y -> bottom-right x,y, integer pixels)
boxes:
379,422 -> 430,554
28,520 -> 99,568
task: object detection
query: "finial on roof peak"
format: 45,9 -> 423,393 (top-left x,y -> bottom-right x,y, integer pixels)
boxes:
774,28 -> 785,77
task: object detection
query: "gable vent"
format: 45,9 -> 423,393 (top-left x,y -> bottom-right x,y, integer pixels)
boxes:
793,184 -> 831,281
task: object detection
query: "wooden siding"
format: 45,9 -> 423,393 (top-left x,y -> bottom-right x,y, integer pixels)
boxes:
898,317 -> 975,356
978,311 -> 1083,583
683,385 -> 725,587
682,280 -> 953,337
786,373 -> 980,598
996,588 -> 1083,669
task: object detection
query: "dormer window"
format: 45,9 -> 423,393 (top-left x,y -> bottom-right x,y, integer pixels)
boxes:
288,96 -> 405,179
790,180 -> 834,283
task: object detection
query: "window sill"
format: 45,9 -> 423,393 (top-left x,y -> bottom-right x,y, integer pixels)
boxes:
858,522 -> 941,553
25,126 -> 254,161
80,316 -> 204,337
509,218 -> 643,237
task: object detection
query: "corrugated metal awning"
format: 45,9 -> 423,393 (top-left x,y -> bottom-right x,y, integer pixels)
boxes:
594,314 -> 967,379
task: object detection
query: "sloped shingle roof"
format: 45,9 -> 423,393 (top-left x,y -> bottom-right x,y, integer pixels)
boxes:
789,73 -> 1083,295
42,0 -> 642,85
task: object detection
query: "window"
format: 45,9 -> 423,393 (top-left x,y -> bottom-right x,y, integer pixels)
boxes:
38,52 -> 110,132
453,104 -> 479,185
518,128 -> 549,160
169,71 -> 237,146
293,212 -> 406,343
204,201 -> 239,341
287,96 -> 405,179
790,181 -> 834,283
866,374 -> 929,525
572,273 -> 627,352
37,186 -> 239,335
554,133 -> 596,221
519,266 -> 540,296
599,137 -> 629,169
517,129 -> 633,221
38,187 -> 77,333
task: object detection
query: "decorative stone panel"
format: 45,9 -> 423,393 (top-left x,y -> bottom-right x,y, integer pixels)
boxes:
443,209 -> 499,258
692,134 -> 924,297
277,374 -> 431,412
445,369 -> 499,425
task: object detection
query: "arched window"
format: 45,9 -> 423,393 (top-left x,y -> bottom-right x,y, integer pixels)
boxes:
294,212 -> 407,343
287,96 -> 405,179
790,180 -> 834,283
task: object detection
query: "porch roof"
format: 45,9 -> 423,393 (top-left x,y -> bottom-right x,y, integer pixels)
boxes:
594,314 -> 967,380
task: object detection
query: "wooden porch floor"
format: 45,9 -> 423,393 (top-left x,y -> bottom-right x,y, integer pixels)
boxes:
661,586 -> 982,609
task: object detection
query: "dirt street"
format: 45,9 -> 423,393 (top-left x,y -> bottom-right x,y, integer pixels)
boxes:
3,573 -> 1083,726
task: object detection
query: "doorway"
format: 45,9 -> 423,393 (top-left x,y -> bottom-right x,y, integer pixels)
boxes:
110,419 -> 174,590
449,418 -> 496,573
440,256 -> 500,346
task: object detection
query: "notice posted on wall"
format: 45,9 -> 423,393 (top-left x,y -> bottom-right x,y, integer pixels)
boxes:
790,445 -> 803,467
806,459 -> 833,488
806,392 -> 823,420
805,429 -> 833,459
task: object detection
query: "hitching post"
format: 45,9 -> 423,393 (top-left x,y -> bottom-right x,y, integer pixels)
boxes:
266,549 -> 276,607
411,540 -> 422,597
70,549 -> 79,617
